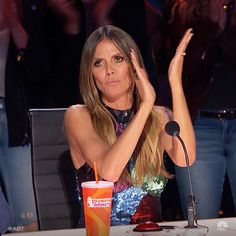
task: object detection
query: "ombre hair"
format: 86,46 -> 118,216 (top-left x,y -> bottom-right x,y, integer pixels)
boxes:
79,25 -> 170,185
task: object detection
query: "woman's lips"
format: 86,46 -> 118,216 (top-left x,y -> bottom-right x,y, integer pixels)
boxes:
106,80 -> 120,85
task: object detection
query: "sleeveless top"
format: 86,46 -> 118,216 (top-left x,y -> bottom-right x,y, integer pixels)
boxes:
75,106 -> 167,226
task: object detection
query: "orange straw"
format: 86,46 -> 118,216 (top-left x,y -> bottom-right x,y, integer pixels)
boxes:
93,161 -> 99,183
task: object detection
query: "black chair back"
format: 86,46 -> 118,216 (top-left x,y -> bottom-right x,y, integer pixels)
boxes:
29,108 -> 80,230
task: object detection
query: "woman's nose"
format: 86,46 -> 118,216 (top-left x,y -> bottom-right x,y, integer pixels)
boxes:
107,71 -> 114,75
106,64 -> 115,75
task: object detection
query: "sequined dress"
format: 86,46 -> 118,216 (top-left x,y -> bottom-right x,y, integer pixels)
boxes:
76,107 -> 167,226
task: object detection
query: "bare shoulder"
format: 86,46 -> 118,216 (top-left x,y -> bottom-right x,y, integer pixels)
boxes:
64,104 -> 93,134
65,104 -> 90,123
153,105 -> 173,127
65,104 -> 87,116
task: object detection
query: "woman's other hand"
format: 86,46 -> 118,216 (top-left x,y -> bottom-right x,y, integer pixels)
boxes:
130,49 -> 156,109
168,28 -> 193,88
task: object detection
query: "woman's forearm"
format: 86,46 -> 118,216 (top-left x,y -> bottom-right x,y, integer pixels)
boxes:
171,84 -> 196,166
99,103 -> 152,182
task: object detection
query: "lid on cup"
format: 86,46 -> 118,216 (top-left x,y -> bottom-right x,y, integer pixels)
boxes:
81,181 -> 114,188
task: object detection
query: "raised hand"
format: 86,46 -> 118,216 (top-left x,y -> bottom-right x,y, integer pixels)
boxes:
130,49 -> 156,109
168,28 -> 193,88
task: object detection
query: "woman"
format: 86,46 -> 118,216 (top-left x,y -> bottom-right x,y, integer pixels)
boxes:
64,25 -> 195,225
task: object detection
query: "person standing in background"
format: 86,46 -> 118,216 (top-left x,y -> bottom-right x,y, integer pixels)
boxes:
1,0 -> 84,232
0,0 -> 38,232
166,0 -> 236,219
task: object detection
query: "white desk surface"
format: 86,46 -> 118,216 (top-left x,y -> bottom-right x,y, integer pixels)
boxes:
4,217 -> 236,236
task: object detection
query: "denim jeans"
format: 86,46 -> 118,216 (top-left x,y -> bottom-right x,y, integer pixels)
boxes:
0,99 -> 37,228
175,115 -> 236,219
0,187 -> 10,233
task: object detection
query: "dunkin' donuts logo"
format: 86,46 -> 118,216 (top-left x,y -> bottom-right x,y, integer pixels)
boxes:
87,196 -> 111,208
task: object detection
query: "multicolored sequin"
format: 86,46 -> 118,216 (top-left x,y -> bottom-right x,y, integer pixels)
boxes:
75,106 -> 167,226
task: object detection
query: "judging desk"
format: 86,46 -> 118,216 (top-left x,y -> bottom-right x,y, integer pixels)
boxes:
4,217 -> 236,236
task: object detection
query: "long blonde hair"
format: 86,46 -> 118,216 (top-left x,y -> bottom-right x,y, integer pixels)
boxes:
80,25 -> 170,186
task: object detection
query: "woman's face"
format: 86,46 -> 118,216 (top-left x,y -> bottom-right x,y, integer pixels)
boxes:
92,38 -> 133,104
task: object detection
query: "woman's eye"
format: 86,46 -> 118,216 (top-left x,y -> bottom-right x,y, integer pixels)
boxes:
113,55 -> 124,63
94,59 -> 104,67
